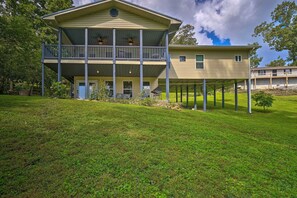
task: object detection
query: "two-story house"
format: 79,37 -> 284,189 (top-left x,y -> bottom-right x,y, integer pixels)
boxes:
250,66 -> 297,89
41,0 -> 254,112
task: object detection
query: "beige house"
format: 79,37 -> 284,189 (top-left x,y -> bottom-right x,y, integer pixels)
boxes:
250,66 -> 297,90
41,0 -> 254,112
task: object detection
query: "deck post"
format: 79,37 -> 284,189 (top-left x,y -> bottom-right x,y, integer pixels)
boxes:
70,83 -> 73,98
175,85 -> 178,102
247,79 -> 251,113
57,28 -> 62,82
84,28 -> 89,99
254,77 -> 257,90
203,79 -> 207,112
213,84 -> 216,107
235,80 -> 238,111
41,43 -> 45,96
248,56 -> 252,113
139,29 -> 143,93
113,29 -> 116,99
165,31 -> 170,102
222,84 -> 225,108
180,85 -> 183,102
186,85 -> 189,108
194,84 -> 197,110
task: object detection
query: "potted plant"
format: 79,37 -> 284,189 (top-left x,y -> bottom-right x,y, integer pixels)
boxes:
15,81 -> 31,96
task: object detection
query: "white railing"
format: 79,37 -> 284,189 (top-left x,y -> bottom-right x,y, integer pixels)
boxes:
252,73 -> 297,78
143,46 -> 166,61
116,46 -> 139,60
44,44 -> 58,58
44,44 -> 166,61
62,45 -> 85,59
88,45 -> 113,59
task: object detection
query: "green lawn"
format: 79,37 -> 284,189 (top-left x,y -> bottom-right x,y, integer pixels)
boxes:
0,94 -> 297,197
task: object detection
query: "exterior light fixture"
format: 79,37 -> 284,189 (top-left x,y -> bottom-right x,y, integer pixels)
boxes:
129,69 -> 132,74
97,70 -> 100,74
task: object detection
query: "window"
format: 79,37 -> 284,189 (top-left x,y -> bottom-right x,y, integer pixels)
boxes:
258,70 -> 266,76
123,81 -> 132,98
143,82 -> 150,98
179,56 -> 186,62
105,81 -> 114,97
110,8 -> 119,17
196,55 -> 204,69
284,69 -> 292,74
235,55 -> 242,62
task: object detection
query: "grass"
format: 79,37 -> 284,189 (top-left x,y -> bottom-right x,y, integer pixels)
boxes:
0,93 -> 297,197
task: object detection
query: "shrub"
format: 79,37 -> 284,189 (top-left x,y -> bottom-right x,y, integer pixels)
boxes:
139,97 -> 155,106
252,91 -> 274,110
15,81 -> 30,91
50,82 -> 69,99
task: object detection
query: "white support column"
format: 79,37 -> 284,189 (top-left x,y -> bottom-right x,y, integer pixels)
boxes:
113,29 -> 116,99
57,28 -> 62,82
203,79 -> 207,112
140,29 -> 143,93
247,79 -> 251,113
165,31 -> 170,102
235,80 -> 238,111
84,28 -> 89,99
248,56 -> 252,114
194,84 -> 197,110
41,43 -> 45,96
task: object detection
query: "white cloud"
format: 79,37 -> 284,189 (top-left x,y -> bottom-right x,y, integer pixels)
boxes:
71,0 -> 287,65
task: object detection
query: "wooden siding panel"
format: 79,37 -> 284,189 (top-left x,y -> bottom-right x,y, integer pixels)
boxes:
60,9 -> 167,30
159,50 -> 249,79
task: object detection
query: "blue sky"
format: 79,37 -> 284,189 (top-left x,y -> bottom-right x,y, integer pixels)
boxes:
73,0 -> 289,66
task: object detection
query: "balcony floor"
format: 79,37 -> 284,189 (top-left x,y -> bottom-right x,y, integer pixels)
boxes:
45,63 -> 166,78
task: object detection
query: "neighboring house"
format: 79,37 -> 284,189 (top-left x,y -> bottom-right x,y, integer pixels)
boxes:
250,66 -> 297,90
41,0 -> 253,112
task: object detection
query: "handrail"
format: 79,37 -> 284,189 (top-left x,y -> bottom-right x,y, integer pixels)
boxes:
43,44 -> 166,61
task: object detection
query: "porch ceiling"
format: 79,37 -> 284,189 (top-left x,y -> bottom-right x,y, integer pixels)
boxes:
45,63 -> 165,78
63,29 -> 166,46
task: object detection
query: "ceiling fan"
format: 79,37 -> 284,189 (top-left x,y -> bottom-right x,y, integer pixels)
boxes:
93,33 -> 108,45
122,35 -> 138,46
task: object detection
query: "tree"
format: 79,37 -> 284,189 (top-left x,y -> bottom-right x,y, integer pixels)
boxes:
248,42 -> 263,68
266,56 -> 286,67
0,0 -> 73,94
171,24 -> 198,45
253,1 -> 297,65
252,91 -> 274,110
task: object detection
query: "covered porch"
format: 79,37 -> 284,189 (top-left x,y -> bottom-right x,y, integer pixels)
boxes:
41,28 -> 171,100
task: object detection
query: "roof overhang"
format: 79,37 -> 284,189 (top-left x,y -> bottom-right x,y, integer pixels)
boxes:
43,0 -> 182,31
169,45 -> 257,51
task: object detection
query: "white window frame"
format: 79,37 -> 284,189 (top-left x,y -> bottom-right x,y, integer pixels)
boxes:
234,55 -> 242,62
258,70 -> 266,76
179,55 -> 186,62
195,54 -> 205,69
105,80 -> 114,97
123,81 -> 133,98
143,81 -> 151,97
284,69 -> 292,74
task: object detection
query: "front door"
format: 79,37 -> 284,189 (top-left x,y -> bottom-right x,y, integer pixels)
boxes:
123,81 -> 132,98
78,82 -> 96,99
272,70 -> 277,76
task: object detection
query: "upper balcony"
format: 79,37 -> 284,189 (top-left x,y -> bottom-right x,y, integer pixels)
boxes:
44,44 -> 166,61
